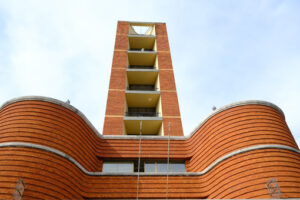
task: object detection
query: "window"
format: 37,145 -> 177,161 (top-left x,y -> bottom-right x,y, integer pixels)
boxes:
102,160 -> 186,173
102,162 -> 134,173
144,162 -> 186,173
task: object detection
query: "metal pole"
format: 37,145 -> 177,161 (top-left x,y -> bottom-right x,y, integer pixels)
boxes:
136,120 -> 142,200
166,122 -> 171,199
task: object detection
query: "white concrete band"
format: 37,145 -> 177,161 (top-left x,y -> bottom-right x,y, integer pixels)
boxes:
0,142 -> 299,176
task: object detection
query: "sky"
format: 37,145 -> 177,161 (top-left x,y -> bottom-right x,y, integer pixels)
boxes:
0,0 -> 299,146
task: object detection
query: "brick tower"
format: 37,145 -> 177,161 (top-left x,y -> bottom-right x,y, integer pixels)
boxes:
103,21 -> 183,136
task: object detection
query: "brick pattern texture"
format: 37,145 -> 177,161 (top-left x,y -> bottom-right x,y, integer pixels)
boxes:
0,100 -> 300,199
104,22 -> 184,136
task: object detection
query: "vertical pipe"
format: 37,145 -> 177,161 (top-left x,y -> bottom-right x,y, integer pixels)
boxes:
166,122 -> 171,199
136,120 -> 142,200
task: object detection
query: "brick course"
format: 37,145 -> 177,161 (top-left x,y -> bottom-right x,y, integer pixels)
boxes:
112,51 -> 127,68
155,23 -> 168,36
1,100 -> 299,199
103,117 -> 124,135
160,91 -> 181,116
156,35 -> 170,51
108,69 -> 126,89
104,90 -> 125,115
116,21 -> 129,35
157,52 -> 173,69
114,35 -> 128,50
159,70 -> 176,90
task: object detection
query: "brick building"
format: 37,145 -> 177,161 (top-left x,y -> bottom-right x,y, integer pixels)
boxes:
0,21 -> 300,199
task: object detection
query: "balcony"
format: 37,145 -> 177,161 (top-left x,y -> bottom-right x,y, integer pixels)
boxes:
128,65 -> 155,70
125,91 -> 160,107
125,112 -> 159,117
127,85 -> 156,91
129,48 -> 154,52
127,68 -> 159,89
124,119 -> 163,135
128,51 -> 156,67
124,107 -> 162,135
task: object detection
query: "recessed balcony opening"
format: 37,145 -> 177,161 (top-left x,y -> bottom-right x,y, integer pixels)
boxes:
129,48 -> 154,52
124,119 -> 163,135
128,36 -> 156,51
128,84 -> 156,91
126,71 -> 159,90
128,51 -> 156,68
125,93 -> 160,108
129,25 -> 155,36
126,107 -> 158,117
128,65 -> 154,69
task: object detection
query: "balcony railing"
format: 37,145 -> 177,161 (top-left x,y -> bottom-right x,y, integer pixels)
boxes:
128,65 -> 154,69
129,48 -> 154,52
125,112 -> 160,117
127,85 -> 156,91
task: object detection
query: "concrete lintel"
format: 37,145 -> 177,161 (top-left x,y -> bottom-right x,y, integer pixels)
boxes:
125,90 -> 160,95
123,116 -> 163,121
128,50 -> 157,54
126,68 -> 159,72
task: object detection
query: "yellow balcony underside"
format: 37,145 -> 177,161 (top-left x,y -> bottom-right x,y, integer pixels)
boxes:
127,70 -> 158,85
129,36 -> 155,50
128,52 -> 156,66
126,92 -> 160,107
124,119 -> 162,135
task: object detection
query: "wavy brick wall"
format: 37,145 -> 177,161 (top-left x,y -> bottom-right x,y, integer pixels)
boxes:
0,98 -> 300,199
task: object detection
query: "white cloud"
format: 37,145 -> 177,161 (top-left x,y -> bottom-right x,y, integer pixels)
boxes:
0,0 -> 299,146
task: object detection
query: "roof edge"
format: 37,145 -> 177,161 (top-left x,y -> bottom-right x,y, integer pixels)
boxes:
188,100 -> 285,137
0,96 -> 285,140
0,95 -> 103,138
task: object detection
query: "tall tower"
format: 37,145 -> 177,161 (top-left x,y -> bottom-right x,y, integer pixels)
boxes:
103,21 -> 183,136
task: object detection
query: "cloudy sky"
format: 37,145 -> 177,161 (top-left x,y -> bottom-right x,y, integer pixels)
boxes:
0,0 -> 299,145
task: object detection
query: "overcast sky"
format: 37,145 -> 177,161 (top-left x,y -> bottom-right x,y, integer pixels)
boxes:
0,0 -> 299,146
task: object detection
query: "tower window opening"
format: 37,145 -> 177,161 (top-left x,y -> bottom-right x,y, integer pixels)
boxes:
130,25 -> 154,35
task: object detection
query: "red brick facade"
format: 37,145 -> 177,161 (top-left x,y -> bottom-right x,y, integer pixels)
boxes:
0,100 -> 299,199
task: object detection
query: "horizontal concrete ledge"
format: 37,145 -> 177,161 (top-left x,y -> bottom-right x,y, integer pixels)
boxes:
103,135 -> 185,140
123,116 -> 163,121
125,90 -> 160,94
127,68 -> 159,72
90,199 -> 300,200
128,34 -> 156,38
1,142 -> 299,177
0,96 -> 286,140
120,20 -> 165,25
128,50 -> 157,54
89,199 -> 300,200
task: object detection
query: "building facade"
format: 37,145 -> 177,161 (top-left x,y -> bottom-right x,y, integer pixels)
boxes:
0,21 -> 300,199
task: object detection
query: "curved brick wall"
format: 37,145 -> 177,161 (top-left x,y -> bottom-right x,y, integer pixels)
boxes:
0,97 -> 299,199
